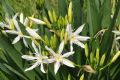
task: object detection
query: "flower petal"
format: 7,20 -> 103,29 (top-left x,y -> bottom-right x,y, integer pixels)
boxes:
74,24 -> 85,34
115,37 -> 120,40
74,41 -> 85,48
26,27 -> 41,39
58,41 -> 64,54
23,38 -> 28,47
25,61 -> 39,71
45,46 -> 56,55
32,41 -> 39,54
5,30 -> 18,34
62,59 -> 74,67
12,36 -> 20,44
13,13 -> 21,31
22,55 -> 37,60
45,58 -> 55,63
40,63 -> 45,73
54,61 -> 60,74
77,36 -> 90,41
66,24 -> 72,35
62,52 -> 74,57
112,30 -> 120,35
24,18 -> 29,26
20,13 -> 24,24
29,17 -> 46,25
70,41 -> 73,52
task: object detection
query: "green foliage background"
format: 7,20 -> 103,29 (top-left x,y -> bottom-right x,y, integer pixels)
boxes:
0,0 -> 120,80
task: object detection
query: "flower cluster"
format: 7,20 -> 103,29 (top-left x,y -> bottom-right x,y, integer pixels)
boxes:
0,13 -> 90,74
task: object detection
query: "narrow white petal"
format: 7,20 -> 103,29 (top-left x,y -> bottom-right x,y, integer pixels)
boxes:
40,63 -> 45,73
66,24 -> 72,35
26,27 -> 41,39
23,38 -> 28,47
74,24 -> 85,34
29,17 -> 46,25
70,41 -> 73,52
13,13 -> 21,31
33,29 -> 39,32
32,41 -> 39,54
5,30 -> 18,34
22,55 -> 37,60
24,17 -> 29,26
13,13 -> 19,19
112,30 -> 120,35
45,46 -> 56,55
115,37 -> 120,40
74,41 -> 85,48
25,61 -> 39,71
20,13 -> 24,24
62,52 -> 74,57
12,36 -> 20,44
62,59 -> 74,67
77,36 -> 90,41
46,58 -> 55,63
54,61 -> 60,74
58,41 -> 64,54
38,46 -> 42,55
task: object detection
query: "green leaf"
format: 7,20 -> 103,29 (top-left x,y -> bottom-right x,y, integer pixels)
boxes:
4,64 -> 28,80
0,33 -> 23,69
58,0 -> 67,16
87,0 -> 100,37
101,0 -> 111,28
116,10 -> 120,25
72,0 -> 82,27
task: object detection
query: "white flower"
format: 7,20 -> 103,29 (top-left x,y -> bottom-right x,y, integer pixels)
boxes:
66,24 -> 90,51
29,17 -> 46,25
112,30 -> 120,40
5,13 -> 30,47
22,42 -> 49,73
45,41 -> 74,74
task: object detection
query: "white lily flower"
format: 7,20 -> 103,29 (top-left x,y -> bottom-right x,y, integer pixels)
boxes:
22,42 -> 49,73
45,41 -> 75,74
26,27 -> 42,40
29,17 -> 46,25
66,24 -> 90,51
5,13 -> 30,47
112,30 -> 120,40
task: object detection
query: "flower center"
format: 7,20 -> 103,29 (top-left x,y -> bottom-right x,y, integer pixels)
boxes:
18,32 -> 23,37
55,54 -> 62,61
70,34 -> 76,41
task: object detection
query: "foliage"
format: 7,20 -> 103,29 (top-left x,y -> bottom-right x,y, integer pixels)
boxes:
0,0 -> 120,80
